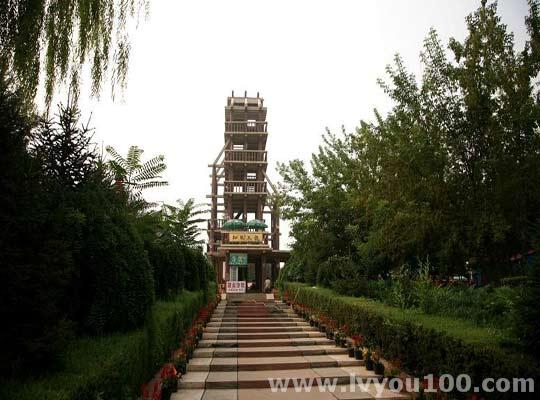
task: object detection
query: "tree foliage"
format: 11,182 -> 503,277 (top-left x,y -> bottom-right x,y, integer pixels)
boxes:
0,80 -> 211,377
280,0 -> 540,283
106,144 -> 168,205
0,0 -> 149,107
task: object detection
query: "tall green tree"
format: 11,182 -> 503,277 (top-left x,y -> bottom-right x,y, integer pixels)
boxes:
280,0 -> 540,282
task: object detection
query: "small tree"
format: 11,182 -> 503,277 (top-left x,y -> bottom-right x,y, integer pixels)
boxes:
32,102 -> 96,188
105,144 -> 168,205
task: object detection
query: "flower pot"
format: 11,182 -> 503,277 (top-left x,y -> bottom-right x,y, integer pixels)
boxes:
348,347 -> 355,358
161,387 -> 173,400
365,357 -> 374,371
354,348 -> 363,360
341,340 -> 347,348
374,362 -> 385,375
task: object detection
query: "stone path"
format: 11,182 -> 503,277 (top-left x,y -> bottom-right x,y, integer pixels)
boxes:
172,296 -> 408,399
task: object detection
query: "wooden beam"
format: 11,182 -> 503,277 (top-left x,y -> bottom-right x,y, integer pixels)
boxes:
211,137 -> 231,166
262,170 -> 278,193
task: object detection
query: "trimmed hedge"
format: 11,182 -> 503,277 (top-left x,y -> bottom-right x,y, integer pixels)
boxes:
0,288 -> 212,400
280,282 -> 539,399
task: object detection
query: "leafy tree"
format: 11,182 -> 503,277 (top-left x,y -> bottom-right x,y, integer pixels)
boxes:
280,0 -> 540,283
160,198 -> 206,247
105,144 -> 168,205
31,101 -> 96,187
0,0 -> 149,106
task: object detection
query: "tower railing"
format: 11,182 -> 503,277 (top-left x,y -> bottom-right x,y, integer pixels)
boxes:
224,150 -> 267,162
224,180 -> 267,194
225,121 -> 267,133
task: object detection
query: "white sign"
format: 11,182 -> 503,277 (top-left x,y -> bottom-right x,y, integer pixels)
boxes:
226,280 -> 246,293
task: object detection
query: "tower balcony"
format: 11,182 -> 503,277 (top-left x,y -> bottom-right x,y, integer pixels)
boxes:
224,150 -> 267,163
224,180 -> 267,194
225,121 -> 267,133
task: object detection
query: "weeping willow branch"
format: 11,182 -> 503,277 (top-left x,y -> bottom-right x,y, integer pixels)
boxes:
0,0 -> 149,108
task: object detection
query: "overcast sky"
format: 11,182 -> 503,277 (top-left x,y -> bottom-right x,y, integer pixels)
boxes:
71,0 -> 530,248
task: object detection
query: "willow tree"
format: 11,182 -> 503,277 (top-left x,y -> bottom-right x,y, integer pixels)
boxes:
0,0 -> 149,107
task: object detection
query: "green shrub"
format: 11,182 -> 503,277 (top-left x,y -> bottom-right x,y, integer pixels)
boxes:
0,290 -> 208,400
279,282 -> 539,399
76,176 -> 155,334
148,241 -> 186,299
514,260 -> 540,360
500,275 -> 530,287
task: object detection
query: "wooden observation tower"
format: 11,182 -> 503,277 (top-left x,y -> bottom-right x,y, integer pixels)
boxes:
207,92 -> 289,293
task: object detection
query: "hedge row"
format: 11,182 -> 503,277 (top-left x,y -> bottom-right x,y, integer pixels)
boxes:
0,288 -> 213,400
279,282 -> 539,400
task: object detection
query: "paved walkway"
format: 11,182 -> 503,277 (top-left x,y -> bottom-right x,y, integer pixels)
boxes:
172,296 -> 408,399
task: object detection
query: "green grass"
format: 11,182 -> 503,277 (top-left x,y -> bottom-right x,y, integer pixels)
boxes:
0,290 -> 208,400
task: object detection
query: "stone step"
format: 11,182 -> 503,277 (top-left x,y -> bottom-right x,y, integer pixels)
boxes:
199,337 -> 335,348
174,300 -> 410,398
172,386 -> 409,400
207,321 -> 310,327
187,354 -> 363,372
202,331 -> 325,340
177,366 -> 383,390
194,345 -> 349,358
210,316 -> 305,322
205,326 -> 313,333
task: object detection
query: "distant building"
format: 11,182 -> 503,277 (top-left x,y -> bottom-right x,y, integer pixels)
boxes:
207,92 -> 289,293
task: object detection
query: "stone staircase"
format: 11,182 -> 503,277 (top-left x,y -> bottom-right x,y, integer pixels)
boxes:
172,298 -> 408,399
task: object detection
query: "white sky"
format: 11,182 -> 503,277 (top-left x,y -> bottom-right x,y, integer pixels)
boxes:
70,0 -> 530,248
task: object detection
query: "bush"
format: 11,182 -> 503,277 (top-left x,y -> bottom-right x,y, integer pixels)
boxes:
500,275 -> 530,287
71,171 -> 155,335
149,241 -> 186,299
0,290 -> 208,400
279,282 -> 539,399
515,260 -> 540,360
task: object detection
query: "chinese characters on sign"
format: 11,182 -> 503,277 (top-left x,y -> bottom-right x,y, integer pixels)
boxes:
229,253 -> 248,265
226,280 -> 246,293
229,231 -> 263,243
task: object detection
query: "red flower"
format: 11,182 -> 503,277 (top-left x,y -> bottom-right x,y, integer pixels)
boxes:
351,334 -> 364,347
160,363 -> 177,379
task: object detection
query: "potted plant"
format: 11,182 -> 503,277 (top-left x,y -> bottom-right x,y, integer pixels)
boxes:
160,363 -> 178,400
364,349 -> 374,370
372,350 -> 385,375
334,330 -> 344,347
196,323 -> 204,341
351,334 -> 364,360
340,324 -> 350,348
347,343 -> 355,358
172,349 -> 187,374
